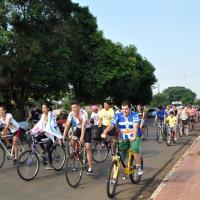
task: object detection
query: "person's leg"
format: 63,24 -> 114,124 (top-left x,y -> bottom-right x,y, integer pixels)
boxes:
46,139 -> 53,164
84,128 -> 93,174
35,134 -> 46,151
13,136 -> 19,160
118,140 -> 129,161
1,129 -> 11,146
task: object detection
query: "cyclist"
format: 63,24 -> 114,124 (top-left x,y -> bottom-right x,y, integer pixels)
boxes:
101,100 -> 143,175
136,104 -> 146,137
63,100 -> 93,175
165,111 -> 177,143
154,105 -> 167,125
179,106 -> 189,135
32,102 -> 62,170
90,105 -> 99,127
187,104 -> 197,131
97,100 -> 116,152
0,106 -> 21,165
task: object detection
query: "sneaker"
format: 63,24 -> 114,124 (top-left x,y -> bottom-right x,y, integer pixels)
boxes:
86,168 -> 93,175
46,164 -> 54,170
13,159 -> 18,165
138,168 -> 143,176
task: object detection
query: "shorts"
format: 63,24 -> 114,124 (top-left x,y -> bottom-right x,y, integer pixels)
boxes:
73,128 -> 92,144
140,119 -> 145,127
96,125 -> 117,139
12,128 -> 21,138
118,137 -> 142,160
182,119 -> 188,125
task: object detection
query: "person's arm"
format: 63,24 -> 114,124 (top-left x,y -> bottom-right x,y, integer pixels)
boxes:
98,110 -> 103,127
80,119 -> 86,144
130,122 -> 139,141
63,113 -> 72,139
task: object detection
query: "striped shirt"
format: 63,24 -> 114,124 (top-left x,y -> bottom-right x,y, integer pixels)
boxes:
111,112 -> 142,140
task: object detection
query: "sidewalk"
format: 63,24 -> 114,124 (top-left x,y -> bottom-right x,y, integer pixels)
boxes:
150,133 -> 200,200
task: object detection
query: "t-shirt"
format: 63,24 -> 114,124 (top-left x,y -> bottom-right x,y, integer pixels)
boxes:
98,108 -> 115,126
111,112 -> 141,140
0,113 -> 20,133
67,109 -> 91,129
90,112 -> 99,126
166,116 -> 177,128
156,110 -> 167,121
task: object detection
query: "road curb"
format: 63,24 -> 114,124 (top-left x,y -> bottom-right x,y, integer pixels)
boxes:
149,134 -> 200,200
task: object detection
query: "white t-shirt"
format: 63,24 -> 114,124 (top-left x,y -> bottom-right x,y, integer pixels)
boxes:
90,112 -> 99,126
67,109 -> 91,129
0,113 -> 20,133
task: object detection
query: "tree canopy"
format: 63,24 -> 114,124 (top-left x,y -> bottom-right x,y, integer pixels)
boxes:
0,0 -> 156,119
150,86 -> 196,106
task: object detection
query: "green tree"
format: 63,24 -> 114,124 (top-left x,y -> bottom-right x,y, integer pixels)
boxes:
150,93 -> 168,107
163,86 -> 196,105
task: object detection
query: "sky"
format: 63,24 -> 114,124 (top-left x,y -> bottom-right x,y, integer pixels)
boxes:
72,0 -> 200,97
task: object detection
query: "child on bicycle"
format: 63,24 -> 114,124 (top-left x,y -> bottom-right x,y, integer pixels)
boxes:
165,111 -> 177,143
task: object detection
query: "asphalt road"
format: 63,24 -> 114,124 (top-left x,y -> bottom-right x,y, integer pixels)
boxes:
0,119 -> 199,200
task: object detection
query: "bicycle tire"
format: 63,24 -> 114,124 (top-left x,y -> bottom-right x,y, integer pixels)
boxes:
65,154 -> 83,188
17,150 -> 40,181
142,125 -> 148,140
157,128 -> 163,143
106,160 -> 119,198
130,156 -> 143,184
92,140 -> 109,163
51,144 -> 66,171
0,145 -> 5,168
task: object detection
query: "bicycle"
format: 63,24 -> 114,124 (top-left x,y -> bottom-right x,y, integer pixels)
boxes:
91,137 -> 111,163
65,135 -> 88,188
141,125 -> 148,140
106,140 -> 143,198
155,121 -> 167,143
166,127 -> 176,146
17,132 -> 66,181
0,133 -> 25,168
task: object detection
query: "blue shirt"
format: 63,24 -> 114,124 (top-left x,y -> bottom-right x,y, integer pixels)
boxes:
156,109 -> 167,121
111,112 -> 142,140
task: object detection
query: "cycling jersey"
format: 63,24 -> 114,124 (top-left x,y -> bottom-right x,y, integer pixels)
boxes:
156,110 -> 167,121
90,112 -> 99,126
0,113 -> 20,133
99,108 -> 114,126
166,116 -> 177,128
67,109 -> 91,129
111,111 -> 141,140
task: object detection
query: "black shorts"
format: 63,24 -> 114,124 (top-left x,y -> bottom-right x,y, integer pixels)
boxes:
73,128 -> 92,144
189,116 -> 195,123
96,125 -> 117,139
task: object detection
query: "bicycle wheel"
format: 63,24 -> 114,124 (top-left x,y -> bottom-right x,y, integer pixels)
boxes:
130,156 -> 143,184
142,125 -> 148,140
178,125 -> 182,137
92,140 -> 109,163
51,144 -> 66,171
66,139 -> 74,156
157,128 -> 163,143
17,150 -> 40,181
166,134 -> 172,146
65,154 -> 83,188
0,145 -> 5,168
106,161 -> 119,198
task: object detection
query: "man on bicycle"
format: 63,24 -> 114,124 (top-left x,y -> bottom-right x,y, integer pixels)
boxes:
101,100 -> 143,175
63,100 -> 93,175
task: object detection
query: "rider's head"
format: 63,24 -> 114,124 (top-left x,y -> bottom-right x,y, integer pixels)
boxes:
91,105 -> 98,112
104,100 -> 112,110
71,99 -> 81,113
0,106 -> 6,116
121,100 -> 131,117
42,102 -> 52,114
157,105 -> 162,111
169,110 -> 174,116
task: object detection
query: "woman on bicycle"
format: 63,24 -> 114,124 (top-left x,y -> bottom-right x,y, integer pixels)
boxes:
0,106 -> 21,165
32,102 -> 62,170
136,104 -> 146,136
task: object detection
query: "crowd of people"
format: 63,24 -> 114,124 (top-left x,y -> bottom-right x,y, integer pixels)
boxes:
0,100 -> 199,178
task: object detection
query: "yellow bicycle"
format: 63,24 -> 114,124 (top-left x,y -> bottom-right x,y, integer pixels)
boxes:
106,140 -> 143,198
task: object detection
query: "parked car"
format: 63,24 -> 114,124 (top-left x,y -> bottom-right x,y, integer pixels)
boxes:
146,108 -> 157,118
